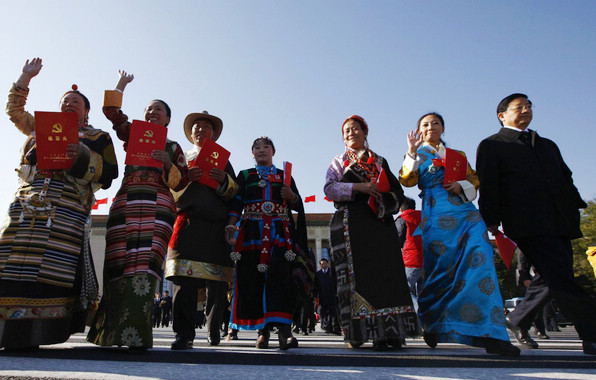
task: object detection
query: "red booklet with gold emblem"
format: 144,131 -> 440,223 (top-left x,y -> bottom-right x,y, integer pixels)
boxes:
188,138 -> 230,189
432,148 -> 468,185
34,111 -> 79,169
367,167 -> 390,216
125,120 -> 167,168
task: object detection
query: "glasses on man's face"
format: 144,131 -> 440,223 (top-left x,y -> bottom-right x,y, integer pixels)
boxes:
508,104 -> 534,112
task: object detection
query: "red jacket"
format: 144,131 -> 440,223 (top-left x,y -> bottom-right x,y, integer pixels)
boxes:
398,209 -> 423,268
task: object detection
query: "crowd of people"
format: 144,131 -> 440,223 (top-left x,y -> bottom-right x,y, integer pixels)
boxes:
0,57 -> 594,357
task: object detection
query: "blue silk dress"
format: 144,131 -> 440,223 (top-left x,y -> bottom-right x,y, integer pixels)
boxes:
401,144 -> 510,347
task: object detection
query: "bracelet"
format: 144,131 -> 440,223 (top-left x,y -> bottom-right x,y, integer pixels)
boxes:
225,225 -> 237,231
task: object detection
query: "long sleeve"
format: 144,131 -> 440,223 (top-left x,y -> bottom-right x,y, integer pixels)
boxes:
68,128 -> 119,190
323,154 -> 354,202
476,138 -> 501,228
162,141 -> 188,191
6,83 -> 35,136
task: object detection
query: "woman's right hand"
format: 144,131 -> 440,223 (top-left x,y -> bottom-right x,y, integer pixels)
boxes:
225,227 -> 236,245
116,70 -> 134,92
187,166 -> 203,182
407,130 -> 423,155
353,182 -> 380,198
22,58 -> 43,79
17,58 -> 43,88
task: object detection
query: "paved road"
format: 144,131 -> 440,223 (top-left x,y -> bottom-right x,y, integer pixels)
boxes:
1,326 -> 595,379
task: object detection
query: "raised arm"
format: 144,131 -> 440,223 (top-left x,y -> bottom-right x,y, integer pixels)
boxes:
115,70 -> 134,92
7,58 -> 44,136
15,58 -> 43,89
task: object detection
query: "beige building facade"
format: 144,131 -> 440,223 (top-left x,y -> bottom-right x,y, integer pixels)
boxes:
90,213 -> 334,292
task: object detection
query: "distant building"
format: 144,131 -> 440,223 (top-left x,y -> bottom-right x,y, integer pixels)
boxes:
90,213 -> 333,293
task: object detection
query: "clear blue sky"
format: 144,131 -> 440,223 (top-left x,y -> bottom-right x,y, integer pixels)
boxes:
1,1 -> 595,216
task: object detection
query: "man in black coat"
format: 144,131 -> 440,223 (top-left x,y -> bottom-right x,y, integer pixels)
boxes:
476,93 -> 596,355
314,258 -> 340,334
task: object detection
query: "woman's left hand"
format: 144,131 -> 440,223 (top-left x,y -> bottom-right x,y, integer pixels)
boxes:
66,143 -> 82,162
443,181 -> 463,195
281,184 -> 297,202
151,150 -> 172,170
209,168 -> 227,185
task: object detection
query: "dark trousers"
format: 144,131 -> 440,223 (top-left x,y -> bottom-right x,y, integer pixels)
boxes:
301,297 -> 316,332
172,277 -> 228,341
511,236 -> 596,341
319,296 -> 340,333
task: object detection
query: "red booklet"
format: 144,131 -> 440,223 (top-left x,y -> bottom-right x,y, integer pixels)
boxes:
368,168 -> 390,216
125,120 -> 167,168
432,148 -> 468,185
494,230 -> 517,269
34,111 -> 79,169
283,161 -> 292,186
188,138 -> 230,189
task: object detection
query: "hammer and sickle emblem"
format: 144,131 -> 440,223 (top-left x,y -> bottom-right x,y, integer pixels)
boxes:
144,130 -> 154,138
210,152 -> 219,160
52,123 -> 63,134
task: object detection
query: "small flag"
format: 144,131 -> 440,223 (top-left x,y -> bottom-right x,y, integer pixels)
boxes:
324,196 -> 332,202
304,195 -> 316,203
92,198 -> 108,210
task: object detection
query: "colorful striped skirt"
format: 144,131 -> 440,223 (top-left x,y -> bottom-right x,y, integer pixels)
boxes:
87,171 -> 176,348
0,175 -> 91,348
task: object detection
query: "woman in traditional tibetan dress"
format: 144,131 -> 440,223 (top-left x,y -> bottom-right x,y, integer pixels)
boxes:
87,71 -> 188,351
399,112 -> 519,356
225,136 -> 310,350
0,58 -> 118,349
324,115 -> 418,351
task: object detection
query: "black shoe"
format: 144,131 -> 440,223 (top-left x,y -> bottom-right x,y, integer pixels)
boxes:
484,338 -> 521,357
278,325 -> 297,350
372,338 -> 389,351
302,331 -> 309,336
583,341 -> 596,355
506,317 -> 538,349
256,329 -> 270,349
423,331 -> 438,348
536,332 -> 550,339
348,340 -> 364,349
387,338 -> 403,349
171,337 -> 193,350
207,334 -> 220,346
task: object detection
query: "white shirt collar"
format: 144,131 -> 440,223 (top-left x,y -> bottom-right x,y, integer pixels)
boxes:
185,145 -> 201,161
503,125 -> 528,133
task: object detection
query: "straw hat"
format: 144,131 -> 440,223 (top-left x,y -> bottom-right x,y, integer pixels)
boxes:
183,110 -> 223,143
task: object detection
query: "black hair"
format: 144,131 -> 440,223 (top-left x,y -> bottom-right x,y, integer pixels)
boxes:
252,136 -> 276,153
496,93 -> 531,126
150,99 -> 172,126
417,112 -> 446,146
400,197 -> 416,211
319,258 -> 329,263
417,112 -> 445,130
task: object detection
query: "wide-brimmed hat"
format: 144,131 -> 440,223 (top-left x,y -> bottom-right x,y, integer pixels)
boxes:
183,110 -> 223,143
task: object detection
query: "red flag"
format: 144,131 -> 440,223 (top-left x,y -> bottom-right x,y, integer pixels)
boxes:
304,195 -> 316,203
324,196 -> 332,202
494,230 -> 517,269
283,161 -> 292,186
92,198 -> 108,210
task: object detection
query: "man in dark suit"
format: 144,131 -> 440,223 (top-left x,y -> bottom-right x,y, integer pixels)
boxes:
476,93 -> 596,355
314,258 -> 341,334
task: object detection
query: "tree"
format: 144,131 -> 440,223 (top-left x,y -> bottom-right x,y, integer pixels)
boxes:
571,199 -> 596,293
